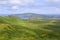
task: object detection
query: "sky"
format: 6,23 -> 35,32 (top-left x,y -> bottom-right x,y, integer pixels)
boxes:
0,0 -> 60,14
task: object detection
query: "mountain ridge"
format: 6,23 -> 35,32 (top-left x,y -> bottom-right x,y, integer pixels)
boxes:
11,13 -> 60,19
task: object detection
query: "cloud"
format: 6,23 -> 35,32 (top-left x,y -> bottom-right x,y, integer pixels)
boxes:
8,0 -> 35,5
0,1 -> 7,4
0,0 -> 35,5
9,6 -> 60,14
0,0 -> 36,9
45,0 -> 60,3
41,7 -> 60,13
8,0 -> 21,5
11,6 -> 18,9
0,0 -> 60,14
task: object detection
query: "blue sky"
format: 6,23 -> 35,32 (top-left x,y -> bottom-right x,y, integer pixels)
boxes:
0,0 -> 60,14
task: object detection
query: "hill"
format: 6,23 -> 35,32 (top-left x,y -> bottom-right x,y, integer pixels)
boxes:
0,16 -> 60,40
12,13 -> 60,19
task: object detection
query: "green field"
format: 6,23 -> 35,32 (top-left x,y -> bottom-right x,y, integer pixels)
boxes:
0,16 -> 60,40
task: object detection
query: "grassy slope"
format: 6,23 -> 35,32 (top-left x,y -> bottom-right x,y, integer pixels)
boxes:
0,16 -> 60,40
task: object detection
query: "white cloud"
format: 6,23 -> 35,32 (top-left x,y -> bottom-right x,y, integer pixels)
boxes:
45,0 -> 60,2
8,0 -> 21,5
43,7 -> 60,13
0,1 -> 7,4
0,0 -> 36,10
11,6 -> 18,9
8,0 -> 35,5
0,0 -> 35,5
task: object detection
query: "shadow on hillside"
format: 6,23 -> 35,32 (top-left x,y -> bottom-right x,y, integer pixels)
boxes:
43,24 -> 60,33
40,24 -> 60,39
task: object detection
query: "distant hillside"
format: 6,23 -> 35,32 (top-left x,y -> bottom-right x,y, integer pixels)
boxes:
11,13 -> 60,19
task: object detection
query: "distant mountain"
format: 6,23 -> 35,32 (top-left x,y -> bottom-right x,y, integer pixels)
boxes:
0,14 -> 11,16
11,13 -> 60,19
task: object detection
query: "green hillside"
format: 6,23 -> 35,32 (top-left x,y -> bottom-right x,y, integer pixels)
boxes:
0,16 -> 60,40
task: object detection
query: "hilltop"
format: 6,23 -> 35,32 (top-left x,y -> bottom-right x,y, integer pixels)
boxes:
11,13 -> 60,19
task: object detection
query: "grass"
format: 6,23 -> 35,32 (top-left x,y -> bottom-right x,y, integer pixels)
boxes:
0,16 -> 60,40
